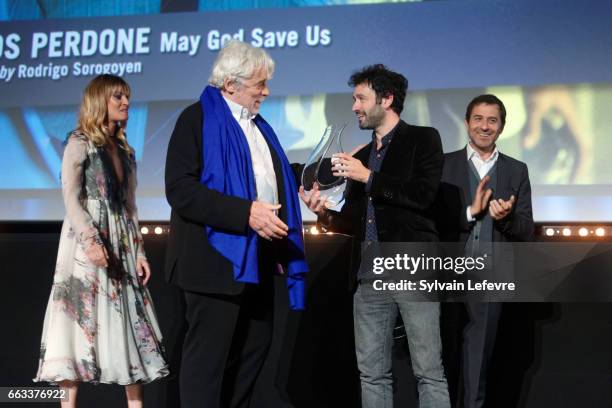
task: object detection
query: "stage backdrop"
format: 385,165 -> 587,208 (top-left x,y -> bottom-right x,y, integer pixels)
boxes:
1,0 -> 612,221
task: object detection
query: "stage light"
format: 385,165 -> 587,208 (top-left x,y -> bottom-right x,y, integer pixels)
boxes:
539,224 -> 610,240
154,226 -> 163,235
310,226 -> 319,235
141,226 -> 149,235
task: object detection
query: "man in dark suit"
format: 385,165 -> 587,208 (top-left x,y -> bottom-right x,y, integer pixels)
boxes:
301,64 -> 450,408
164,40 -> 308,408
439,94 -> 534,408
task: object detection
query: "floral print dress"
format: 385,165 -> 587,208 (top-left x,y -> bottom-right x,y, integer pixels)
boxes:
34,132 -> 168,385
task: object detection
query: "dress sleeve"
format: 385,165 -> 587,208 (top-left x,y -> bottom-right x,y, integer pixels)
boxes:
125,155 -> 147,260
61,136 -> 99,249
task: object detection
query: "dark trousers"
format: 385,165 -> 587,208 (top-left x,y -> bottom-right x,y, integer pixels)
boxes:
179,251 -> 274,408
462,302 -> 502,408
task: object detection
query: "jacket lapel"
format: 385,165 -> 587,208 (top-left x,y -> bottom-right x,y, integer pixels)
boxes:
354,142 -> 371,165
448,147 -> 471,200
379,121 -> 412,175
495,153 -> 510,201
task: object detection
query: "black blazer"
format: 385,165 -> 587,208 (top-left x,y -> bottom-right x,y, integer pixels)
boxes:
321,120 -> 443,242
437,147 -> 534,243
164,102 -> 295,295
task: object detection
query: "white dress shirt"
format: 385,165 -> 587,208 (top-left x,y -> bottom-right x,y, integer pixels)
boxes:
223,96 -> 278,205
466,143 -> 499,222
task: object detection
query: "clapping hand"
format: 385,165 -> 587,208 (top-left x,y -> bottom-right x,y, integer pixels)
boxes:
489,195 -> 515,220
469,176 -> 493,218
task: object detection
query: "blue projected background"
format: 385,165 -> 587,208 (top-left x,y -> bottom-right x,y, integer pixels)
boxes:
1,0 -> 612,222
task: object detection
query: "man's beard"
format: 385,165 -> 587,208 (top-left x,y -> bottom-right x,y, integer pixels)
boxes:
358,104 -> 385,130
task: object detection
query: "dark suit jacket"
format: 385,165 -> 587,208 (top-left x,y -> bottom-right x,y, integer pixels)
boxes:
437,147 -> 534,244
164,101 -> 296,295
319,120 -> 443,285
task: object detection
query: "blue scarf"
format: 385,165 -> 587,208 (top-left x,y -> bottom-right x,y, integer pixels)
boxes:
199,85 -> 308,310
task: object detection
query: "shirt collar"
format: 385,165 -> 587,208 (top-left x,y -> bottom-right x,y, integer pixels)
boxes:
467,142 -> 499,163
223,95 -> 256,121
372,121 -> 400,150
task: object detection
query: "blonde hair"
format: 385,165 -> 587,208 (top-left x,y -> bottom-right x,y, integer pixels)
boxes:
76,74 -> 131,151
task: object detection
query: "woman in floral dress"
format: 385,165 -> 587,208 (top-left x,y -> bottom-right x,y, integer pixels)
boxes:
34,74 -> 168,407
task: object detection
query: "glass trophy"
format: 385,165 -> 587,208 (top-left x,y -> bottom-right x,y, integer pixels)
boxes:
301,124 -> 347,208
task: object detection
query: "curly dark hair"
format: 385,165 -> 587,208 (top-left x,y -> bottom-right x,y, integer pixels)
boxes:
348,64 -> 408,115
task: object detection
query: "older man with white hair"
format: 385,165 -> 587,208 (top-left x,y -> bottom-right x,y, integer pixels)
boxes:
165,40 -> 308,408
